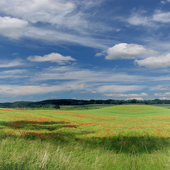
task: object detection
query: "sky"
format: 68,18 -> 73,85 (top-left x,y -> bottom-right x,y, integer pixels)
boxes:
1,0 -> 170,102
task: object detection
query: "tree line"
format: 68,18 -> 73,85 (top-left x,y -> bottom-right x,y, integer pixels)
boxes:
0,99 -> 169,109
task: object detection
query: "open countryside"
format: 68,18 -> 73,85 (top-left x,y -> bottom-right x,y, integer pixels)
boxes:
1,105 -> 170,169
2,0 -> 170,169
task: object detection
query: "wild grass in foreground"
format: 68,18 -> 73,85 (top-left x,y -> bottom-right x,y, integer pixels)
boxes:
0,105 -> 170,169
1,131 -> 170,170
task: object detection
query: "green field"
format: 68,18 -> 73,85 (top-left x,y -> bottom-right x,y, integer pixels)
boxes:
59,104 -> 116,110
1,105 -> 170,170
60,103 -> 170,110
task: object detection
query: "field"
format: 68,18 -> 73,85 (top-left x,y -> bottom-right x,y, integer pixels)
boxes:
59,104 -> 116,110
1,105 -> 170,169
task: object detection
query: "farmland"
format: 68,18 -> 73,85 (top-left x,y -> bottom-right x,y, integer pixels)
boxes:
1,105 -> 170,169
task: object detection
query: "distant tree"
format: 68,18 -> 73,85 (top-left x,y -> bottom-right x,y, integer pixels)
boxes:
131,99 -> 137,104
55,105 -> 60,109
144,100 -> 149,105
78,101 -> 84,105
118,101 -> 123,105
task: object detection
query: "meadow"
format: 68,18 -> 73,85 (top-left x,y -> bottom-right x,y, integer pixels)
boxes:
1,105 -> 170,169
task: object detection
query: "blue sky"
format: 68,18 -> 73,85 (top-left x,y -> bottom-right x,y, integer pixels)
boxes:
1,0 -> 170,102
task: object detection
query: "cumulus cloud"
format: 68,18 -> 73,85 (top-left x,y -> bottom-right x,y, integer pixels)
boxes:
0,16 -> 28,38
135,53 -> 170,68
105,43 -> 157,60
28,53 -> 76,65
95,52 -> 105,57
103,92 -> 148,97
0,16 -> 28,28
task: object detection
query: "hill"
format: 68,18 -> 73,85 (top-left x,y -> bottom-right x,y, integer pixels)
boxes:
74,105 -> 170,117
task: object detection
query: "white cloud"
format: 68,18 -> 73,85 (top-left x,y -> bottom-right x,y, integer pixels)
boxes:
80,91 -> 88,94
0,83 -> 144,96
95,52 -> 105,57
103,92 -> 148,97
0,0 -> 106,33
25,27 -> 109,49
0,69 -> 28,80
0,64 -> 168,97
155,92 -> 170,96
97,85 -> 144,93
0,16 -> 28,28
0,83 -> 85,96
19,65 -> 147,95
128,14 -> 152,26
159,87 -> 170,91
90,91 -> 97,94
0,0 -> 76,25
161,1 -> 166,4
159,97 -> 170,100
0,0 -> 110,49
150,86 -> 170,91
0,59 -> 24,68
128,10 -> 170,27
151,76 -> 170,81
0,16 -> 28,38
153,10 -> 170,23
28,52 -> 76,65
27,25 -> 111,49
161,0 -> 170,3
105,43 -> 157,60
32,66 -> 144,83
135,53 -> 170,68
126,97 -> 143,101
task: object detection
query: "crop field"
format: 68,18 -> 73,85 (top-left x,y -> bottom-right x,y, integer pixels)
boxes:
1,105 -> 170,169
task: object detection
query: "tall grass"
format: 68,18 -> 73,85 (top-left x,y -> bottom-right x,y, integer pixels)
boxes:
1,131 -> 170,170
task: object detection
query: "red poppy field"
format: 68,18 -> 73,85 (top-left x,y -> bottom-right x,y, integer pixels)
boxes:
1,105 -> 170,139
1,105 -> 170,170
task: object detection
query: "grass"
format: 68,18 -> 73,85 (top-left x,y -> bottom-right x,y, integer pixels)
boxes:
72,104 -> 170,116
0,105 -> 170,169
59,104 -> 115,110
